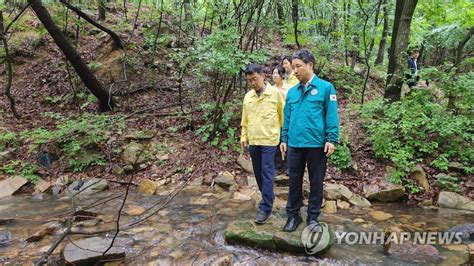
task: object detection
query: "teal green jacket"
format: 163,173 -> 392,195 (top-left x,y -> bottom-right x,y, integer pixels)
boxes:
281,75 -> 339,148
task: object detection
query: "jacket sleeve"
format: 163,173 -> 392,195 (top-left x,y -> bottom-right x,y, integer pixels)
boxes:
325,85 -> 339,144
281,95 -> 291,143
240,100 -> 248,142
278,91 -> 284,128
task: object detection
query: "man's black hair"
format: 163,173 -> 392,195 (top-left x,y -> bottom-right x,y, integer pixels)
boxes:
244,63 -> 264,75
292,48 -> 315,65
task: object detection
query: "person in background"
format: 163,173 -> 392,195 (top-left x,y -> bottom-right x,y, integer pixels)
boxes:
240,63 -> 284,224
282,56 -> 299,87
272,64 -> 290,175
407,49 -> 420,88
280,49 -> 340,232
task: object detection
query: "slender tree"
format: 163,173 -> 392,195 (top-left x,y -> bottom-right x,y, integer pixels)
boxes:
384,0 -> 418,102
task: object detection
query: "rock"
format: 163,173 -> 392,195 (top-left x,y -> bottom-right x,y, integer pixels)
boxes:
0,176 -> 28,198
122,142 -> 147,165
123,165 -> 134,174
410,165 -> 430,192
0,231 -> 11,246
336,199 -> 351,210
237,155 -> 254,174
366,182 -> 405,202
125,205 -> 146,216
124,130 -> 153,140
323,183 -> 353,200
352,218 -> 365,223
386,242 -> 441,263
437,191 -> 474,211
224,219 -> 333,255
215,171 -> 236,189
232,192 -> 252,201
137,179 -> 158,195
447,224 -> 474,242
324,200 -> 337,213
34,180 -> 51,193
370,210 -> 393,221
210,253 -> 233,266
155,153 -> 169,161
247,175 -> 258,187
419,199 -> 433,206
274,187 -> 288,201
66,178 -> 108,197
111,166 -> 125,177
347,194 -> 371,207
274,174 -> 289,186
0,149 -> 14,162
202,174 -> 213,186
448,161 -> 465,173
26,223 -> 55,242
62,237 -> 126,265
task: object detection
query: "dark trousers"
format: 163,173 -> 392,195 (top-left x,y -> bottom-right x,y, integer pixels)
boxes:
286,147 -> 327,221
249,145 -> 277,214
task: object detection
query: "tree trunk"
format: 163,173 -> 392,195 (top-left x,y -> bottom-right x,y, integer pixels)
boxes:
28,0 -> 116,112
292,0 -> 300,48
375,0 -> 389,65
455,26 -> 474,66
384,0 -> 418,102
0,11 -> 21,119
276,1 -> 284,29
60,0 -> 124,49
98,0 -> 106,21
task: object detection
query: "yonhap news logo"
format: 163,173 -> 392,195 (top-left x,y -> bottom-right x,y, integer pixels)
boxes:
334,231 -> 465,245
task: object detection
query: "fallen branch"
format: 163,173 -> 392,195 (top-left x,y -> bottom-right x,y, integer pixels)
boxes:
59,0 -> 124,49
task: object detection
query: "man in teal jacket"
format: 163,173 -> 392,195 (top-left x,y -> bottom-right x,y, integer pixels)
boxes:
280,49 -> 339,232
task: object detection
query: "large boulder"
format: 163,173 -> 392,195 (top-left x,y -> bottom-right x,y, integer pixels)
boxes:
62,237 -> 126,265
122,142 -> 148,165
66,178 -> 108,197
410,165 -> 430,192
437,191 -> 474,211
237,155 -> 254,174
366,182 -> 405,202
324,183 -> 353,200
224,219 -> 334,255
0,176 -> 28,198
347,194 -> 371,207
137,179 -> 158,195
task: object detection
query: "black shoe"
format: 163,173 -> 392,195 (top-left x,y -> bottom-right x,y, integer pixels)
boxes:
307,219 -> 321,227
255,210 -> 271,224
283,215 -> 302,232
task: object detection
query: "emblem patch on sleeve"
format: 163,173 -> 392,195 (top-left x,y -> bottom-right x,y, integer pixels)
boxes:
330,94 -> 337,101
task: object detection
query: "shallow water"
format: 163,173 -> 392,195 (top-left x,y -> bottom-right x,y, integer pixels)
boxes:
0,184 -> 472,265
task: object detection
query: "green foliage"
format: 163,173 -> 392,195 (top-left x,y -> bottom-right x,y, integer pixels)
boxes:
329,131 -> 352,171
195,101 -> 241,152
360,90 -> 472,187
22,113 -> 125,172
436,174 -> 462,193
0,160 -> 41,183
86,61 -> 102,71
0,130 -> 18,152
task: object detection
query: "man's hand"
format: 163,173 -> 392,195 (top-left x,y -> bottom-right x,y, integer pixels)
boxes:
240,140 -> 248,150
324,142 -> 335,157
280,142 -> 287,154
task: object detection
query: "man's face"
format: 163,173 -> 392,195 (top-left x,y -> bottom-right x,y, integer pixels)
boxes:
413,52 -> 419,59
292,59 -> 314,83
245,72 -> 265,91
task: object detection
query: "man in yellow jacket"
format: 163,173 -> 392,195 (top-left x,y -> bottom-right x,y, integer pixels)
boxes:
240,63 -> 284,224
